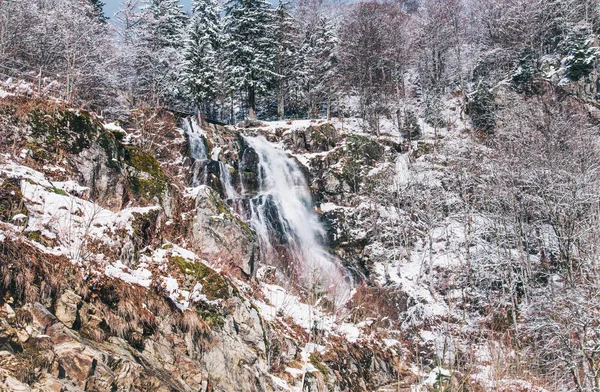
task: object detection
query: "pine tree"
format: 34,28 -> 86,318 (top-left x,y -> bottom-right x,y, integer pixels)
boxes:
303,16 -> 338,118
223,0 -> 277,118
89,0 -> 108,23
182,0 -> 222,116
273,0 -> 298,119
133,0 -> 188,104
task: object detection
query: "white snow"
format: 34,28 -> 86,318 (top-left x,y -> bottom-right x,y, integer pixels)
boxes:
105,261 -> 152,288
103,122 -> 126,134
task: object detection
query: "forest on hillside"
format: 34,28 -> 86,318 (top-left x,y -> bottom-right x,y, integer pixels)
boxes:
1,0 -> 597,123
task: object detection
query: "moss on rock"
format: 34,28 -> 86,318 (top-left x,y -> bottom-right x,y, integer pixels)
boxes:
172,256 -> 234,301
123,146 -> 170,205
29,109 -> 104,155
207,190 -> 255,239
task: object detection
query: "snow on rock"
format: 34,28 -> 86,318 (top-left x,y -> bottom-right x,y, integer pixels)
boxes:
103,122 -> 126,134
255,283 -> 335,332
105,260 -> 152,287
425,367 -> 451,386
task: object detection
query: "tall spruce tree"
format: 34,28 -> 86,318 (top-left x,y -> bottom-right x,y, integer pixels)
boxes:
89,0 -> 108,23
223,0 -> 277,118
132,0 -> 188,104
182,0 -> 222,117
273,0 -> 298,119
303,15 -> 338,118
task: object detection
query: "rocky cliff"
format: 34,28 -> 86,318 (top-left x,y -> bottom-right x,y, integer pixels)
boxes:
0,96 -> 408,392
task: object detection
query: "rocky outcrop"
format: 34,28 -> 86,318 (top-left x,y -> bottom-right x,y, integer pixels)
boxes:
54,290 -> 81,328
283,123 -> 340,153
191,186 -> 258,277
0,238 -> 276,391
0,100 -> 405,391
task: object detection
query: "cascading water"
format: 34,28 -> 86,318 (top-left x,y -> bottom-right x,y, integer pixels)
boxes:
184,117 -> 351,302
185,118 -> 209,186
218,162 -> 237,200
185,118 -> 237,200
243,136 -> 352,302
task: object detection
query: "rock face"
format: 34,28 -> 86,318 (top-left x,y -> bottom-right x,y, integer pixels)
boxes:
0,264 -> 274,391
0,99 -> 404,392
192,186 -> 258,277
282,123 -> 340,153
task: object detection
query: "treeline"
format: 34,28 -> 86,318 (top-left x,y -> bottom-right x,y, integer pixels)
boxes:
0,0 -> 598,124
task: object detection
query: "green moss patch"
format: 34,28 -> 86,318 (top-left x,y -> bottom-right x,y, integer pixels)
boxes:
196,302 -> 226,329
29,109 -> 104,155
346,135 -> 384,165
124,146 -> 170,205
97,130 -> 123,171
171,256 -> 234,301
309,352 -> 329,379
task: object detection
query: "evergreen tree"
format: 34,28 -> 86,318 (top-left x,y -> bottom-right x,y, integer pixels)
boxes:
133,0 -> 188,104
223,0 -> 277,118
182,0 -> 222,116
564,33 -> 597,81
401,109 -> 421,140
303,16 -> 338,118
273,0 -> 298,119
466,82 -> 496,134
89,0 -> 108,23
146,0 -> 187,50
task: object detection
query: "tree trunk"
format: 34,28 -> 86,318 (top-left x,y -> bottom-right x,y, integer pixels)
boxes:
248,87 -> 256,119
230,93 -> 235,125
197,101 -> 207,126
277,86 -> 284,120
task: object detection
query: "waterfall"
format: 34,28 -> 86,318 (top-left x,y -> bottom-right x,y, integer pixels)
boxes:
185,118 -> 236,200
186,118 -> 208,161
185,118 -> 209,187
243,136 -> 351,302
183,116 -> 351,302
218,162 -> 237,200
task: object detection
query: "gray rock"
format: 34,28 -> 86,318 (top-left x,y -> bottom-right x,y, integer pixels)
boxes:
55,291 -> 81,328
192,187 -> 258,277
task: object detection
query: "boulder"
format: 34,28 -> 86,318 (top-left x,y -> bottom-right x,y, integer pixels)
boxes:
54,290 -> 81,328
2,375 -> 31,392
53,341 -> 97,389
192,187 -> 258,277
226,297 -> 266,352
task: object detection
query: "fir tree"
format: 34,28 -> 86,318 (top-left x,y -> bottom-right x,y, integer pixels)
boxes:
133,0 -> 188,104
303,16 -> 338,118
89,0 -> 108,23
273,0 -> 298,119
401,109 -> 421,140
466,82 -> 496,134
144,0 -> 188,51
564,34 -> 597,81
223,0 -> 277,118
182,0 -> 222,116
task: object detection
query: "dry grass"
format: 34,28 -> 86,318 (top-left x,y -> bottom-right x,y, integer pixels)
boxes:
0,236 -> 211,353
346,283 -> 407,329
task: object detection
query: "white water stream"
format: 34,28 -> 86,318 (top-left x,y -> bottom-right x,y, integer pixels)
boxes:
185,118 -> 351,302
243,136 -> 351,302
